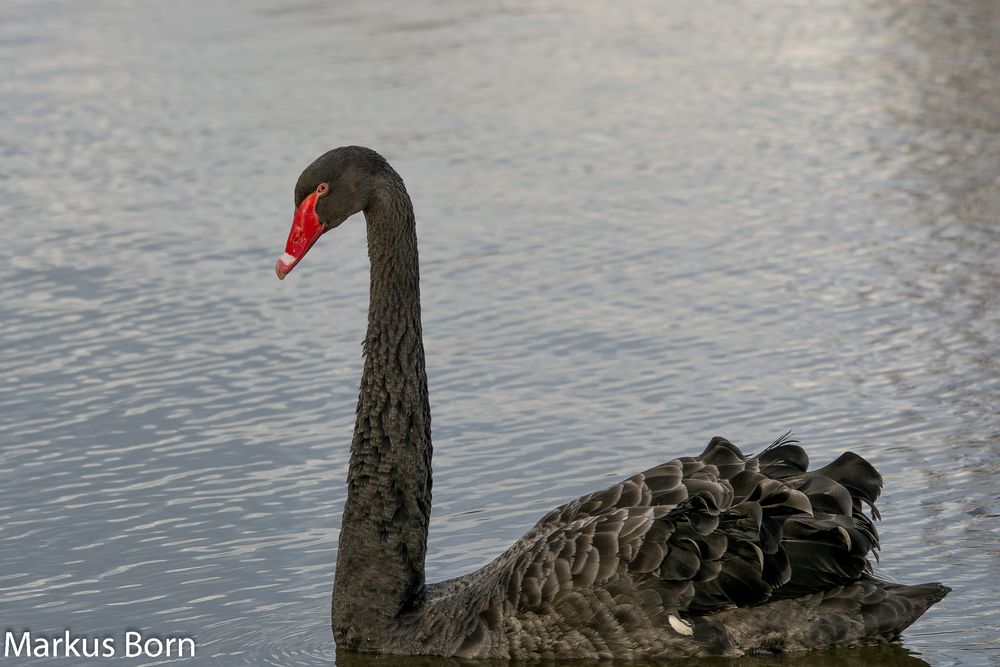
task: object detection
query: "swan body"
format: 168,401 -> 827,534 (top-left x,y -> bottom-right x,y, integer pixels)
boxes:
275,146 -> 948,659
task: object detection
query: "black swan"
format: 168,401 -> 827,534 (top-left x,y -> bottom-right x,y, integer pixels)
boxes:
274,146 -> 948,659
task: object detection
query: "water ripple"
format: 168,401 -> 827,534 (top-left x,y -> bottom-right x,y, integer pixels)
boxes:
1,0 -> 998,665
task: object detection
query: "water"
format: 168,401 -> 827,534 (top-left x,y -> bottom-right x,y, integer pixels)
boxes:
1,0 -> 997,664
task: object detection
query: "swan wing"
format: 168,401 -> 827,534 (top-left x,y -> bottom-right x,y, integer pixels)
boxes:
504,435 -> 883,617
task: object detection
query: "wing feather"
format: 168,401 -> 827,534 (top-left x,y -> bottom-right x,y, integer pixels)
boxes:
504,434 -> 883,622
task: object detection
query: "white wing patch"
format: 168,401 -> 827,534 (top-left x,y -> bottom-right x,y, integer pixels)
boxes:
668,614 -> 694,636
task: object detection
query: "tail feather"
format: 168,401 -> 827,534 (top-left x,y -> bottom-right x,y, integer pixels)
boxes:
862,582 -> 950,640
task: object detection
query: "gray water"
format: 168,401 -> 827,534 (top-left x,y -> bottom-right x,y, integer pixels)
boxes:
1,0 -> 997,665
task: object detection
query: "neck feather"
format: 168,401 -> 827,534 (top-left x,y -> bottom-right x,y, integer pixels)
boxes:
332,171 -> 432,647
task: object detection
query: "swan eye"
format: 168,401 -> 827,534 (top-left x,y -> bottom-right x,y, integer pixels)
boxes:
316,182 -> 330,195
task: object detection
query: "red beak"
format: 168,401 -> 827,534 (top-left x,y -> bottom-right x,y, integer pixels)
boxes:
276,191 -> 325,280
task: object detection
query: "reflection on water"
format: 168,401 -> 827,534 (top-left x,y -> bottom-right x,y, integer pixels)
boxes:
338,643 -> 932,667
0,0 -> 997,665
864,0 -> 1000,658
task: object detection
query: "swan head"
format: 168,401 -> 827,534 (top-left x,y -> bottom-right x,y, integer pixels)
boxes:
275,146 -> 385,279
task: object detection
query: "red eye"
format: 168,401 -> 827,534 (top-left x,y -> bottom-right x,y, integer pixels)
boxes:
316,183 -> 329,195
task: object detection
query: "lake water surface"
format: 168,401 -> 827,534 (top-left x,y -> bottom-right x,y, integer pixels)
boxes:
1,0 -> 998,665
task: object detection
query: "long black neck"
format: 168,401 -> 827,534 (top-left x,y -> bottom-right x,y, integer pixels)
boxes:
332,169 -> 432,648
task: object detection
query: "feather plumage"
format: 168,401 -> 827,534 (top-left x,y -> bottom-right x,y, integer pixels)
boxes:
293,149 -> 948,658
408,435 -> 948,658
